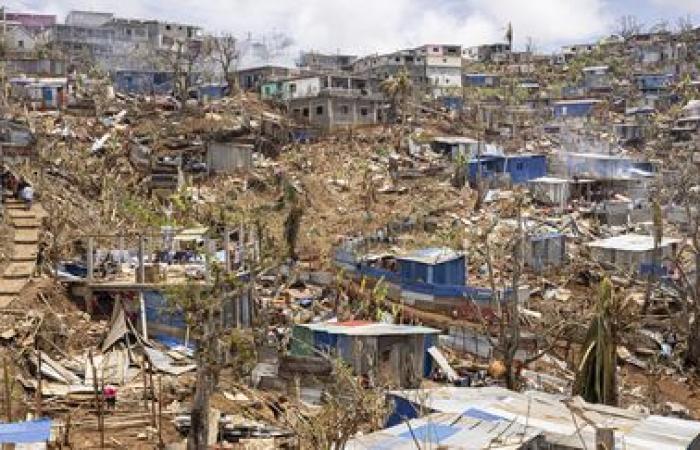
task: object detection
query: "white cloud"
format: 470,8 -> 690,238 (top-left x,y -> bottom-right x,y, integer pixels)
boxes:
648,0 -> 700,13
5,0 -> 613,60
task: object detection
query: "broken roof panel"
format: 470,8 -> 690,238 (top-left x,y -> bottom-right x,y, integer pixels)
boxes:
396,247 -> 463,265
587,234 -> 682,252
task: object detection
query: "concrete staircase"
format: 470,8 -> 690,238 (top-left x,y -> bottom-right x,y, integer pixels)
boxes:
0,199 -> 42,308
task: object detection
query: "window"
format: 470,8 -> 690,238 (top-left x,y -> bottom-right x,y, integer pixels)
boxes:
293,108 -> 300,115
17,40 -> 23,48
360,108 -> 369,116
395,57 -> 400,62
165,25 -> 171,31
316,106 -> 324,115
303,108 -> 309,117
340,105 -> 349,115
289,83 -> 296,94
516,162 -> 524,171
433,47 -> 439,52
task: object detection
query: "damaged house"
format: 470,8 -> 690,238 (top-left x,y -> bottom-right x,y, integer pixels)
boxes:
587,234 -> 681,274
291,321 -> 440,388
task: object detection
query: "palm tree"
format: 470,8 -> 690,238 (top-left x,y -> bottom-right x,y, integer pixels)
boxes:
380,69 -> 413,142
574,277 -> 618,406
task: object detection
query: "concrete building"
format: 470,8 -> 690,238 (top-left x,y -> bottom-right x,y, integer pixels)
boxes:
463,43 -> 511,63
4,12 -> 56,32
525,232 -> 566,271
552,99 -> 602,118
237,66 -> 296,91
287,89 -> 384,131
582,65 -> 611,91
352,44 -> 462,98
297,51 -> 357,73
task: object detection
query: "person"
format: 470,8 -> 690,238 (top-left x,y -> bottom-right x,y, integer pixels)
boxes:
18,181 -> 33,210
103,384 -> 117,410
34,242 -> 47,278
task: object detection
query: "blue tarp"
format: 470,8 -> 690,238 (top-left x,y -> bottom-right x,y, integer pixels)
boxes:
399,423 -> 460,443
0,418 -> 51,443
463,407 -> 506,422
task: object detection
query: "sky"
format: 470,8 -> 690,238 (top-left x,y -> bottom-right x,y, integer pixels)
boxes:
4,0 -> 700,62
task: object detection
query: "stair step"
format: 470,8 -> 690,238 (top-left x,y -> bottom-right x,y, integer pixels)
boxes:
12,218 -> 40,229
11,244 -> 37,261
0,294 -> 15,308
3,262 -> 33,279
13,229 -> 38,244
6,210 -> 36,219
0,279 -> 27,295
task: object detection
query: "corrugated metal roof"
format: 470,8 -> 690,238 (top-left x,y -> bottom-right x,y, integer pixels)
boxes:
396,247 -> 463,265
298,322 -> 440,336
386,387 -> 700,450
587,234 -> 682,252
346,412 -> 541,449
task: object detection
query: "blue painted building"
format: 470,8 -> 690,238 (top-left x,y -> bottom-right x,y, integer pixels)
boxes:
467,154 -> 547,184
197,83 -> 229,101
290,321 -> 440,388
113,70 -> 174,95
396,248 -> 465,286
440,96 -> 464,111
463,73 -> 500,87
552,99 -> 601,118
635,73 -> 673,93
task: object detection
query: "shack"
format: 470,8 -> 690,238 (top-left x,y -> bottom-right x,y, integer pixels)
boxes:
552,99 -> 601,118
525,232 -> 566,271
430,136 -> 481,160
206,142 -> 253,174
291,321 -> 440,388
396,248 -> 465,286
468,154 -> 547,185
587,234 -> 681,274
10,77 -> 67,109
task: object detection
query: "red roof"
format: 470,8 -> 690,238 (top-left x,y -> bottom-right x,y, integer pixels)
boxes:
335,320 -> 373,327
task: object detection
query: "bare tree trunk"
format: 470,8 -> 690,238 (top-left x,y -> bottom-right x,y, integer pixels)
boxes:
187,363 -> 212,450
504,203 -> 523,390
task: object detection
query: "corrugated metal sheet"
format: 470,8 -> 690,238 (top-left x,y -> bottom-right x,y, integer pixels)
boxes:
207,142 -> 253,174
347,412 -> 541,449
387,387 -> 700,450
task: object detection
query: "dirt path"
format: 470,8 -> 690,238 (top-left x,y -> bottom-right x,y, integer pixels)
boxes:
0,199 -> 44,308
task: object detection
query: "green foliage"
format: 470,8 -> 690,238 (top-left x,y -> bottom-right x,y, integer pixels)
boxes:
573,277 -> 618,406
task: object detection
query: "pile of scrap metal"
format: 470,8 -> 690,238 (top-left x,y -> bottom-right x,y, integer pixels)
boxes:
18,299 -> 195,402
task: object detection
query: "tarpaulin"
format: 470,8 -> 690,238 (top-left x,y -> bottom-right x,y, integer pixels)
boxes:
0,418 -> 51,443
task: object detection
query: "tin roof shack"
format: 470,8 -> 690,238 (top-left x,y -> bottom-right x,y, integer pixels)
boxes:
430,136 -> 482,160
613,122 -> 645,145
113,70 -> 174,95
197,83 -> 229,102
463,73 -> 501,87
467,154 -> 547,186
0,120 -> 36,164
396,248 -> 466,286
587,234 -> 681,274
527,177 -> 595,207
291,321 -> 440,388
10,77 -> 67,109
525,232 -> 566,271
381,386 -> 700,448
206,141 -> 253,175
552,99 -> 602,118
582,65 -> 611,93
634,73 -> 673,93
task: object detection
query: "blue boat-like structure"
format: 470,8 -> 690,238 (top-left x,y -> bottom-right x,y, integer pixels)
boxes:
335,243 -> 509,322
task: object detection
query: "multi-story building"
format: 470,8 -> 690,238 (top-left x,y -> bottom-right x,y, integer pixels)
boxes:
463,43 -> 511,63
297,52 -> 357,73
47,11 -> 202,70
352,44 -> 462,98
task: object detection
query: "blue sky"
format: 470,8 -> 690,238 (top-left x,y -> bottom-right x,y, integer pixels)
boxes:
4,0 -> 700,57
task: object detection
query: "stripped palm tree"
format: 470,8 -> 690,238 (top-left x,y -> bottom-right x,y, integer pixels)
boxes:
380,70 -> 413,151
574,277 -> 618,406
